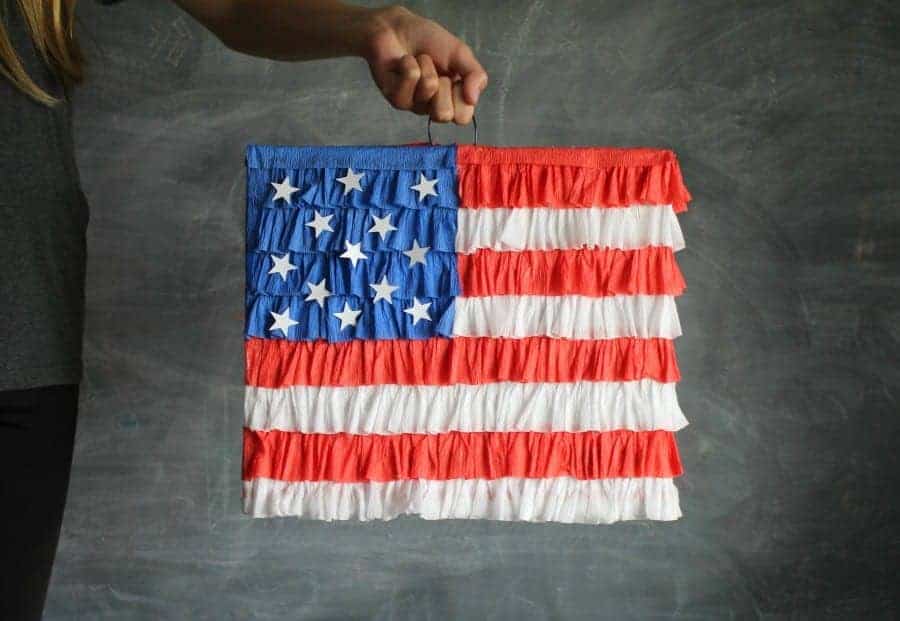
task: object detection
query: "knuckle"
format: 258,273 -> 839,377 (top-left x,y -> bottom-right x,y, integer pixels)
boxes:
435,108 -> 454,123
402,65 -> 421,82
385,4 -> 412,19
421,76 -> 439,92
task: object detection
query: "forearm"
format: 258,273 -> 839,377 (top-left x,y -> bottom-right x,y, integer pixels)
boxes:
172,0 -> 488,122
173,0 -> 386,61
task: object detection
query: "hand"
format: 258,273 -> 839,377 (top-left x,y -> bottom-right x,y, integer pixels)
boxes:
362,5 -> 488,125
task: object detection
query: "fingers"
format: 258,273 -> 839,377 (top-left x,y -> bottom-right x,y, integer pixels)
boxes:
382,54 -> 421,111
429,76 -> 454,123
451,81 -> 474,125
373,50 -> 481,124
446,43 -> 488,106
422,76 -> 474,125
413,54 -> 439,104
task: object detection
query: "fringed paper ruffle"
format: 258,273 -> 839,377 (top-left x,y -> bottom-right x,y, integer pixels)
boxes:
245,292 -> 455,341
248,205 -> 458,254
242,477 -> 682,523
242,429 -> 683,482
456,145 -> 691,212
244,336 -> 680,388
247,166 -> 458,211
247,144 -> 456,171
456,205 -> 685,253
458,246 -> 685,297
452,294 -> 681,339
244,380 -> 688,434
247,292 -> 679,342
246,249 -> 460,299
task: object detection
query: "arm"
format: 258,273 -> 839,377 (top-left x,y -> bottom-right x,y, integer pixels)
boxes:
172,0 -> 487,124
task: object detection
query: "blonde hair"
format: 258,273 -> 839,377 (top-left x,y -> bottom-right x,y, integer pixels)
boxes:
0,0 -> 82,105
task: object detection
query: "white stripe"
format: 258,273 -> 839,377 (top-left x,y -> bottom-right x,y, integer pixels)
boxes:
244,380 -> 687,434
242,477 -> 682,523
456,205 -> 685,254
452,294 -> 681,339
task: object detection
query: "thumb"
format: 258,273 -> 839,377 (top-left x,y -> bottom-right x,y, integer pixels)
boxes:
446,43 -> 488,106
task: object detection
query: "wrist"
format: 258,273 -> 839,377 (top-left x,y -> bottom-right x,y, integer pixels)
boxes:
353,4 -> 410,61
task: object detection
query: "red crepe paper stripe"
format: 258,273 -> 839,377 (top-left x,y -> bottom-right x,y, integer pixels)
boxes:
244,336 -> 680,389
242,429 -> 684,483
456,145 -> 691,212
458,246 -> 685,297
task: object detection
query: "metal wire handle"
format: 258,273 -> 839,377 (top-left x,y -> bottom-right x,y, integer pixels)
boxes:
426,115 -> 478,145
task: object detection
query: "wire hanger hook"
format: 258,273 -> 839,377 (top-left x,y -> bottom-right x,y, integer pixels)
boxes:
427,115 -> 477,145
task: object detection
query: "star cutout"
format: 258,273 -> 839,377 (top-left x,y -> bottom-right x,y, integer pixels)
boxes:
305,278 -> 331,308
404,297 -> 432,326
368,213 -> 398,240
267,253 -> 297,282
403,240 -> 430,267
333,302 -> 362,331
270,176 -> 299,203
305,210 -> 334,238
336,168 -> 365,195
340,240 -> 368,268
410,173 -> 439,201
269,307 -> 298,336
370,275 -> 398,304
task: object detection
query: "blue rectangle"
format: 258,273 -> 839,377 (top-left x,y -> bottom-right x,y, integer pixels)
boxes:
245,144 -> 459,343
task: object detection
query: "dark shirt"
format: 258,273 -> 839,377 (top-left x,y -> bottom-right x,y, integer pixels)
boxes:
0,0 -> 89,390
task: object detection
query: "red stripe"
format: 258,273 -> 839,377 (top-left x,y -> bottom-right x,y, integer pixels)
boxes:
245,336 -> 679,388
456,145 -> 691,211
458,246 -> 685,297
242,429 -> 683,482
457,145 -> 682,167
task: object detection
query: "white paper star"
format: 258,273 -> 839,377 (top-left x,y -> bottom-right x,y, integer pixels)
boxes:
410,173 -> 439,201
305,210 -> 334,238
267,253 -> 297,282
333,302 -> 362,331
305,278 -> 331,308
340,240 -> 368,267
269,306 -> 299,336
403,240 -> 430,267
403,297 -> 432,326
336,168 -> 365,195
370,275 -> 398,304
368,213 -> 398,240
271,176 -> 299,203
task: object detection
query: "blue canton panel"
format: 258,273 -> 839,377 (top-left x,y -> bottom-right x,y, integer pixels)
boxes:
245,144 -> 459,343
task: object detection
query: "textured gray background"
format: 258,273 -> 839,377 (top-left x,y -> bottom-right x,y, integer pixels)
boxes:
48,0 -> 899,618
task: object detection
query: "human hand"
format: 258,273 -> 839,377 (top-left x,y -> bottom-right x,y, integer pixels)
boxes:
362,5 -> 488,125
